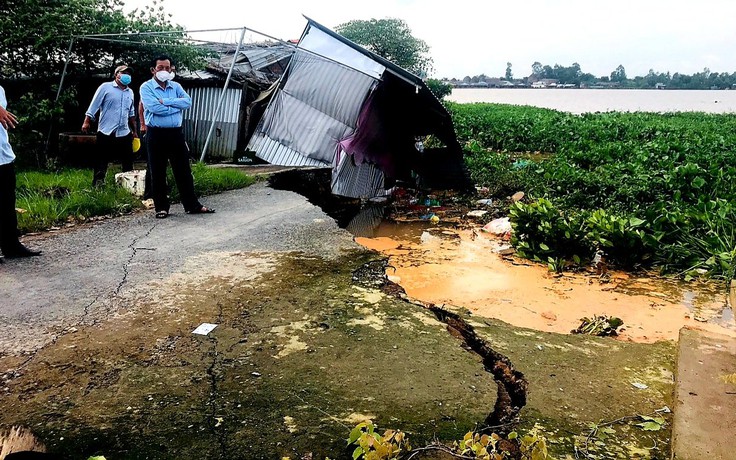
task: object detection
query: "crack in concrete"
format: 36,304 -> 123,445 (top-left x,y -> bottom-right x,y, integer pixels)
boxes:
5,291 -> 106,381
428,305 -> 528,432
355,259 -> 529,434
115,223 -> 158,296
205,292 -> 227,457
4,223 -> 158,381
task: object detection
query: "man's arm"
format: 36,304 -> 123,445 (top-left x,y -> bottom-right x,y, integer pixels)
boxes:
159,83 -> 192,110
128,116 -> 138,137
140,82 -> 181,116
127,96 -> 137,137
82,84 -> 106,131
138,101 -> 147,134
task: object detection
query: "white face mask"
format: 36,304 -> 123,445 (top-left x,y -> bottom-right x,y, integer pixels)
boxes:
155,70 -> 174,82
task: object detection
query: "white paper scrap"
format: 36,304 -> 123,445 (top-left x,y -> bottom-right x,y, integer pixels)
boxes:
192,323 -> 218,336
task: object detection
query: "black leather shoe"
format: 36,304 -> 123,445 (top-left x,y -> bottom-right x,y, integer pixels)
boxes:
3,245 -> 42,258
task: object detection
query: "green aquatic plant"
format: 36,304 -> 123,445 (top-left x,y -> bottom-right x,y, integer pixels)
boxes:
455,103 -> 736,279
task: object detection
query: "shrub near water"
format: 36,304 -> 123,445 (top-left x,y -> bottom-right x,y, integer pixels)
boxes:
451,103 -> 736,279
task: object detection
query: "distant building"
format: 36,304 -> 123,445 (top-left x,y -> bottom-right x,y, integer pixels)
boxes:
530,79 -> 559,88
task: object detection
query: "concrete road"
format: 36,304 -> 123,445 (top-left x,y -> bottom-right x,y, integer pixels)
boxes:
0,183 -> 356,354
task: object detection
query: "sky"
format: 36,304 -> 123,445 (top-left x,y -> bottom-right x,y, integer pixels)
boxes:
121,0 -> 735,79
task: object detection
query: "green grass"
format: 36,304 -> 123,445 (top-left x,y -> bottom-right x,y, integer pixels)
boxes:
16,164 -> 255,234
185,162 -> 256,199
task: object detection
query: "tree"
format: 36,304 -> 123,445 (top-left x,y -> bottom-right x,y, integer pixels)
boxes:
335,18 -> 433,77
610,65 -> 627,83
505,62 -> 513,80
425,79 -> 452,101
531,61 -> 543,77
0,0 -> 202,79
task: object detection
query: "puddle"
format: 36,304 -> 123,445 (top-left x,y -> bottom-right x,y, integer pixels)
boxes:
355,223 -> 736,343
267,169 -> 735,342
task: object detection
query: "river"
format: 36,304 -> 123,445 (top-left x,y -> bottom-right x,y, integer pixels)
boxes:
448,88 -> 736,114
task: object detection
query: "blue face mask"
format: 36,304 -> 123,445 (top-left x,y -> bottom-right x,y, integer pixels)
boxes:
119,74 -> 132,86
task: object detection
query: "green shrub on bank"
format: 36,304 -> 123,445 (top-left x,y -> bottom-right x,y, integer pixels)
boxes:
16,165 -> 255,234
453,103 -> 736,279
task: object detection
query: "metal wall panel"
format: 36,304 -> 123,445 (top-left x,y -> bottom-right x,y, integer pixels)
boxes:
248,132 -> 327,167
183,87 -> 242,161
249,50 -> 375,170
331,150 -> 385,199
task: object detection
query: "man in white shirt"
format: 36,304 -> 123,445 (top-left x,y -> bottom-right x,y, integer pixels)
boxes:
0,85 -> 41,259
82,65 -> 138,186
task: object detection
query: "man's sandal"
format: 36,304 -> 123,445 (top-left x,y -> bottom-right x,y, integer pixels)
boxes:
187,206 -> 215,214
155,210 -> 169,219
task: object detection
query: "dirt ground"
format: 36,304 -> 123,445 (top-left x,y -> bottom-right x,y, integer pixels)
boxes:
0,184 -> 681,459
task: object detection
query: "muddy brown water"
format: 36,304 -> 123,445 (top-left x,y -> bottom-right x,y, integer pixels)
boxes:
355,221 -> 736,343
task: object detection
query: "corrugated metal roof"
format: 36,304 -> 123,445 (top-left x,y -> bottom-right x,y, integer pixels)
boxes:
332,151 -> 386,199
239,46 -> 293,71
303,16 -> 423,87
203,44 -> 294,83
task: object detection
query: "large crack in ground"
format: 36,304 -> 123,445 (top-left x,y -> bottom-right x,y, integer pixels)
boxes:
0,248 -> 676,459
3,223 -> 159,383
353,257 -> 529,434
427,305 -> 528,430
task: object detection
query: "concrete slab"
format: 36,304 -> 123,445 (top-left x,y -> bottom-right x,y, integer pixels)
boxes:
671,327 -> 736,459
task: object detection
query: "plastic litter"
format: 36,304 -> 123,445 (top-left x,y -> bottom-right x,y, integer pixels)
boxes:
467,210 -> 488,218
420,231 -> 438,243
192,323 -> 218,336
482,217 -> 512,235
475,199 -> 493,206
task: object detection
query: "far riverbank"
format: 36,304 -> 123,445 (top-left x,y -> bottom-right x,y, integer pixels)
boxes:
448,88 -> 736,114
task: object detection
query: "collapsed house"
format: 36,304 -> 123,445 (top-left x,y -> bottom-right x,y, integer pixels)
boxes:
244,17 -> 470,199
